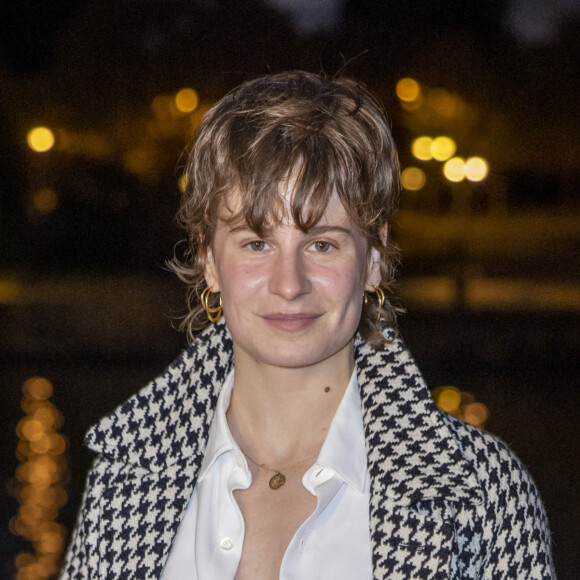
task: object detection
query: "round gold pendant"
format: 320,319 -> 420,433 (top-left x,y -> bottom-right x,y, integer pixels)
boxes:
269,471 -> 286,490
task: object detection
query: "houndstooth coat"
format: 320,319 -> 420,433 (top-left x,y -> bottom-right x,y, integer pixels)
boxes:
61,319 -> 555,579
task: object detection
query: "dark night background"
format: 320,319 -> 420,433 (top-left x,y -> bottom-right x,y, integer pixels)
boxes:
1,1 -> 579,578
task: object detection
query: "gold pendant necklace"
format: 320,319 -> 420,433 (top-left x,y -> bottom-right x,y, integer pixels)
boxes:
242,451 -> 287,490
268,471 -> 286,490
241,450 -> 318,490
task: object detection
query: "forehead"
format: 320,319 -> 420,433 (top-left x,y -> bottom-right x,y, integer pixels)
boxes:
218,186 -> 353,233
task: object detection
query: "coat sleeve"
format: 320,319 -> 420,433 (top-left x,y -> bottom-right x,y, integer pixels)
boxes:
477,434 -> 556,579
442,415 -> 556,578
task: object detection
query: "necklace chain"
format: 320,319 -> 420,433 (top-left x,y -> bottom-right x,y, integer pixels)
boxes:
240,449 -> 319,491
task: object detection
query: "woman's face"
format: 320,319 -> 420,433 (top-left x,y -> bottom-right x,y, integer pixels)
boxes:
204,190 -> 381,372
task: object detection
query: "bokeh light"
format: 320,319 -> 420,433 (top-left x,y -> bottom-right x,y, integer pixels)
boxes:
427,88 -> 461,118
32,188 -> 59,215
401,167 -> 426,191
151,95 -> 174,120
396,77 -> 421,103
175,88 -> 199,113
178,173 -> 188,193
411,136 -> 433,161
431,386 -> 489,428
23,377 -> 53,400
430,136 -> 456,161
27,127 -> 55,153
436,386 -> 462,413
443,156 -> 466,182
465,156 -> 489,181
462,402 -> 489,426
12,377 -> 68,580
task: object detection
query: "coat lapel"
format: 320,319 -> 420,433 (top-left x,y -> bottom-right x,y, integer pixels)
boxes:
355,332 -> 483,578
86,319 -> 232,473
85,320 -> 233,577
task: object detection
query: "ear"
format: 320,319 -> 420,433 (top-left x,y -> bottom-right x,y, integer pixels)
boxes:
364,224 -> 387,291
203,247 -> 221,292
365,246 -> 382,291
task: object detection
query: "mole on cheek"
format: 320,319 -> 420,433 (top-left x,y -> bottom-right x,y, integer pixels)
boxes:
324,386 -> 330,393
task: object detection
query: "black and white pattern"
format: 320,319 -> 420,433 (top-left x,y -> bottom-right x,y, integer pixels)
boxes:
61,319 -> 555,579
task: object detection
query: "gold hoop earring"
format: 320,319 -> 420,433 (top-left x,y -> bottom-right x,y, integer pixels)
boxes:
201,286 -> 222,323
372,285 -> 385,321
373,285 -> 385,309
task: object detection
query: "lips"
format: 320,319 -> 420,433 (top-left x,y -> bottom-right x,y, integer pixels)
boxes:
262,312 -> 321,332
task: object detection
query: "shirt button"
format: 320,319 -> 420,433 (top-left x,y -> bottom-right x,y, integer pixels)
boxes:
220,537 -> 233,551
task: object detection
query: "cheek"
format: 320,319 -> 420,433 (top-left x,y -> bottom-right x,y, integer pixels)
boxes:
317,262 -> 366,305
217,262 -> 264,300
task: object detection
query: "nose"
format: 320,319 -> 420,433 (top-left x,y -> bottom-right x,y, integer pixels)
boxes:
268,250 -> 312,301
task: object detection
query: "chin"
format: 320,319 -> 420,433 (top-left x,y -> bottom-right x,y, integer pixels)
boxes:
249,340 -> 352,370
254,351 -> 325,369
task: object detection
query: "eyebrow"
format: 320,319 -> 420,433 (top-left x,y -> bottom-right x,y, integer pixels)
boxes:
226,223 -> 354,237
306,224 -> 353,237
226,223 -> 256,234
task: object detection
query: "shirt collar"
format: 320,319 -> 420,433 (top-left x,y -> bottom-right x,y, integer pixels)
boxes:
314,369 -> 367,492
198,367 -> 367,493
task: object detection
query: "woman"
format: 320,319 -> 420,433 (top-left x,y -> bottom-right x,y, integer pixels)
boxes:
62,71 -> 554,579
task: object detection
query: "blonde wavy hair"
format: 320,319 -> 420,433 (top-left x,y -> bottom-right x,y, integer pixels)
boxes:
169,71 -> 401,345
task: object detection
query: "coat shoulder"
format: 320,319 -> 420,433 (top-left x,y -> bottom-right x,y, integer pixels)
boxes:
440,410 -> 544,506
438,411 -> 555,578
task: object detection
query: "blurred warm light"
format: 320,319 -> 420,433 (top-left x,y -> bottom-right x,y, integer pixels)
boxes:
39,530 -> 64,553
21,419 -> 44,442
465,156 -> 489,182
427,88 -> 460,118
430,136 -> 456,161
12,377 -> 68,578
436,386 -> 462,413
443,156 -> 466,182
432,386 -> 489,428
400,98 -> 422,112
462,402 -> 489,427
32,188 -> 59,215
151,95 -> 174,120
175,88 -> 199,113
411,136 -> 433,161
53,128 -> 71,151
396,77 -> 421,102
401,167 -> 426,191
49,433 -> 66,455
14,552 -> 35,570
0,279 -> 21,303
33,406 -> 57,428
124,148 -> 155,176
178,173 -> 188,193
24,377 -> 53,400
30,436 -> 50,455
27,127 -> 55,153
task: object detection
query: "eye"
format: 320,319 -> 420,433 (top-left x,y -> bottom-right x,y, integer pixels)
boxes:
247,240 -> 268,251
311,241 -> 332,253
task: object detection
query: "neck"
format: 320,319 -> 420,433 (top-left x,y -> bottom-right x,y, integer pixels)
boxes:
226,341 -> 355,466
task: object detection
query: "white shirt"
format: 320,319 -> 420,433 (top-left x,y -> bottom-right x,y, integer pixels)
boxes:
161,369 -> 372,579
